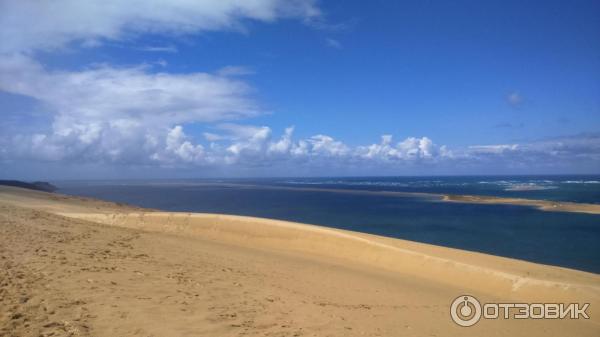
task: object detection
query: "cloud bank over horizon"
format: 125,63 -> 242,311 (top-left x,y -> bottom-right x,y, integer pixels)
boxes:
1,0 -> 599,178
3,116 -> 599,176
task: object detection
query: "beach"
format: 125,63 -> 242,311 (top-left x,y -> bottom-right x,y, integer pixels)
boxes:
1,186 -> 599,336
443,194 -> 600,215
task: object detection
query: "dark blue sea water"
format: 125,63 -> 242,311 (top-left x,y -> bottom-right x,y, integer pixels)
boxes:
56,176 -> 600,274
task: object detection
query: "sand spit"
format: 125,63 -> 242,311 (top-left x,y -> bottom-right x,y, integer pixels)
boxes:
1,186 -> 599,336
443,194 -> 600,214
120,181 -> 600,215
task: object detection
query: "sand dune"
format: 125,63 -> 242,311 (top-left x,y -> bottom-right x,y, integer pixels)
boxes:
1,186 -> 599,336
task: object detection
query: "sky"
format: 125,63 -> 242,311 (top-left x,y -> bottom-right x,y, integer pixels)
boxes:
0,0 -> 599,179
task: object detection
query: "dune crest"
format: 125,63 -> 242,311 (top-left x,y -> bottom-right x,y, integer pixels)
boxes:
1,186 -> 599,337
60,211 -> 600,301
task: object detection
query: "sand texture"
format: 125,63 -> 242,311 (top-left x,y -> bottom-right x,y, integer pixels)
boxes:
1,186 -> 599,336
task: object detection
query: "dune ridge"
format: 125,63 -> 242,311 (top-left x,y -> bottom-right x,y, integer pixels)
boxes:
61,211 -> 600,299
1,185 -> 599,336
2,185 -> 598,301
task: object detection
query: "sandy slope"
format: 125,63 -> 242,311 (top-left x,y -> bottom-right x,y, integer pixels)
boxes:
0,186 -> 599,336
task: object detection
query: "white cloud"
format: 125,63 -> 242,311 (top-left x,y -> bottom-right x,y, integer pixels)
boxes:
164,126 -> 204,163
225,125 -> 271,157
1,1 -> 598,175
0,0 -> 323,169
0,0 -> 320,54
0,55 -> 259,126
306,135 -> 349,156
268,127 -> 295,154
216,124 -> 271,140
0,54 -> 261,165
0,56 -> 597,172
2,116 -> 600,173
357,135 -> 443,161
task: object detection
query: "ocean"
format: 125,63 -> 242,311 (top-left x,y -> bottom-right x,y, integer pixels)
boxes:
56,175 -> 600,273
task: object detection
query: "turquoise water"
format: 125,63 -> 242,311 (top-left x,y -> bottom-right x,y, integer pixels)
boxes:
56,176 -> 600,273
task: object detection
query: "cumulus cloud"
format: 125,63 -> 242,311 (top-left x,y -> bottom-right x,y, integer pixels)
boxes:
2,115 -> 600,172
0,54 -> 261,164
1,1 -> 598,175
224,125 -> 271,158
0,0 -> 320,54
306,135 -> 349,156
268,127 -> 295,155
162,126 -> 205,163
0,0 -> 323,169
207,126 -> 442,166
356,135 -> 445,161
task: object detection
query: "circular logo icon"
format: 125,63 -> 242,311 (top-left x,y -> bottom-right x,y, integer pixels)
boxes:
450,295 -> 482,327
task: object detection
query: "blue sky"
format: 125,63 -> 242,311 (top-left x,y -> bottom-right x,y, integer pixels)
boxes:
1,0 -> 599,179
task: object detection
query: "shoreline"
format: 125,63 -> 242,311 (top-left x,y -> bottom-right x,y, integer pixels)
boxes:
2,185 -> 600,336
89,181 -> 600,215
2,185 -> 599,281
442,194 -> 600,215
6,184 -> 599,271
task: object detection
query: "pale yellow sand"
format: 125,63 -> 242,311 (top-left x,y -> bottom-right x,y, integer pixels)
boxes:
443,194 -> 600,214
1,186 -> 599,336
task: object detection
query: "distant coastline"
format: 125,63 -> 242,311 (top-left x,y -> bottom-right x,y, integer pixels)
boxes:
442,194 -> 600,215
0,180 -> 57,192
1,184 -> 599,336
123,181 -> 600,215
